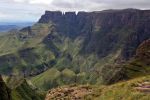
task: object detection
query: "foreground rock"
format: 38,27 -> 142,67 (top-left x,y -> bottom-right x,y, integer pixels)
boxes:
45,85 -> 93,100
135,81 -> 150,93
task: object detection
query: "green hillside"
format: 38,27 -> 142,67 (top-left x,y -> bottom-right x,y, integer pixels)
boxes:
93,75 -> 150,100
92,39 -> 150,100
11,79 -> 45,100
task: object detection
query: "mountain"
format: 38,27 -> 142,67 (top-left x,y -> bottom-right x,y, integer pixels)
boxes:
0,25 -> 19,33
0,22 -> 34,33
39,9 -> 150,59
0,9 -> 149,93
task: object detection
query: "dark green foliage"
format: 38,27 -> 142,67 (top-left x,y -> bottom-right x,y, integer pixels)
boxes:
11,80 -> 44,100
0,75 -> 11,100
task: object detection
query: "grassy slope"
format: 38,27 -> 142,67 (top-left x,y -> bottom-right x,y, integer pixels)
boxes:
44,75 -> 150,100
0,33 -> 24,56
91,40 -> 150,100
44,39 -> 150,99
31,68 -> 61,90
0,23 -> 56,75
11,80 -> 45,100
92,75 -> 150,100
1,75 -> 44,100
6,75 -> 46,100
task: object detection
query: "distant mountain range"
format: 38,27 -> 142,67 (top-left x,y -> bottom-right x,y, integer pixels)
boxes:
0,22 -> 34,32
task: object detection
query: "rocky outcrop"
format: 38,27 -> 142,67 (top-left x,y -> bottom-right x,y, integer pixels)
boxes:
135,81 -> 150,93
39,11 -> 63,23
45,85 -> 93,100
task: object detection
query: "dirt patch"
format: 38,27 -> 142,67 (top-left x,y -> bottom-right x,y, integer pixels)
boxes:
45,85 -> 93,100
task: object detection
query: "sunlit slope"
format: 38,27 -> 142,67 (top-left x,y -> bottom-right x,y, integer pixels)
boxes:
93,75 -> 150,100
0,23 -> 56,75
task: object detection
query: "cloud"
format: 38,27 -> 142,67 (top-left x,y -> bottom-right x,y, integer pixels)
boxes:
13,0 -> 53,4
0,12 -> 8,18
14,0 -> 26,3
29,0 -> 53,4
8,0 -> 150,11
0,0 -> 150,22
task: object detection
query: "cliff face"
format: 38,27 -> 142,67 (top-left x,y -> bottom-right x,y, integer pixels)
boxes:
38,9 -> 150,59
39,11 -> 90,38
35,9 -> 150,86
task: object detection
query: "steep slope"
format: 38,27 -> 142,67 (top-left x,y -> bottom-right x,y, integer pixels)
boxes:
99,39 -> 150,84
0,75 -> 11,100
124,39 -> 150,78
11,79 -> 45,100
0,23 -> 56,76
93,39 -> 150,100
45,39 -> 150,100
1,75 -> 44,100
4,75 -> 45,100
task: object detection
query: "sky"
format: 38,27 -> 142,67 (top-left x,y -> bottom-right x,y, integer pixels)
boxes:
0,0 -> 150,22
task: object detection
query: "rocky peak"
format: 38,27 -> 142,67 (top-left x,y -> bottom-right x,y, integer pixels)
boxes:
45,11 -> 62,15
38,11 -> 63,23
64,12 -> 76,16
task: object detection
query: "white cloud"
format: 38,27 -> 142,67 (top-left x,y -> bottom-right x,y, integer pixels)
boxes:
0,0 -> 150,22
14,0 -> 26,3
13,0 -> 53,4
29,0 -> 53,4
0,12 -> 7,18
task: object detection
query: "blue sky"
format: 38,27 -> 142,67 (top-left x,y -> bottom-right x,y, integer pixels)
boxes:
0,0 -> 150,22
